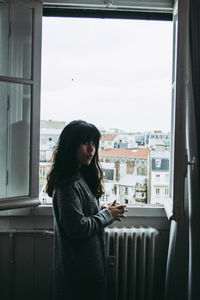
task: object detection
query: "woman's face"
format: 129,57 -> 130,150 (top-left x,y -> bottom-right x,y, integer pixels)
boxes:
76,141 -> 96,166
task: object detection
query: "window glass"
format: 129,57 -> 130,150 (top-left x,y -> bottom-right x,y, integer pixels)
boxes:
0,3 -> 9,76
9,4 -> 32,79
0,82 -> 8,198
165,187 -> 169,195
6,83 -> 31,197
156,188 -> 160,195
155,159 -> 161,168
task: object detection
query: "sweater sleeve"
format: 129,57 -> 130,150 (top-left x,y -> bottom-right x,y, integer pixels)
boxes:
57,183 -> 113,239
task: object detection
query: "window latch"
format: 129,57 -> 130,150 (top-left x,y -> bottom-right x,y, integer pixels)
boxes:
104,0 -> 112,7
184,150 -> 196,177
187,156 -> 196,170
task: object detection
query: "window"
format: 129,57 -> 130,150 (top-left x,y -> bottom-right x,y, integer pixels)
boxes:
156,174 -> 160,181
39,12 -> 172,206
155,159 -> 161,168
0,1 -> 42,209
103,169 -> 114,181
125,187 -> 128,195
156,188 -> 160,195
1,0 -> 188,214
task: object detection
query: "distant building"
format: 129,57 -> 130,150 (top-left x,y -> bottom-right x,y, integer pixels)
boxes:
135,133 -> 146,146
39,162 -> 51,204
100,134 -> 117,150
150,151 -> 170,205
114,133 -> 137,149
40,120 -> 66,157
115,174 -> 147,204
39,120 -> 66,203
135,182 -> 147,203
99,148 -> 149,178
99,148 -> 150,204
146,130 -> 170,150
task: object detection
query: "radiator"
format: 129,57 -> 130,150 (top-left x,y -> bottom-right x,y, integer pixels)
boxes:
105,227 -> 159,300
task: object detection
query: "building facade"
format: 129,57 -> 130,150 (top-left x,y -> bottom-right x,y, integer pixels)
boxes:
150,151 -> 170,205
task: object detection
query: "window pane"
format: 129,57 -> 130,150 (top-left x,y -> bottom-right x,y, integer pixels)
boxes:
7,83 -> 31,197
0,82 -> 8,198
0,3 -> 9,76
9,4 -> 32,79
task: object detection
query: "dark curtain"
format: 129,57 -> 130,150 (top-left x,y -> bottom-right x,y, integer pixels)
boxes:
164,219 -> 189,300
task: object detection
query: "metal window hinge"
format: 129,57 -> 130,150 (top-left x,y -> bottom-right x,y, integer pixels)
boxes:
7,95 -> 10,110
6,170 -> 8,185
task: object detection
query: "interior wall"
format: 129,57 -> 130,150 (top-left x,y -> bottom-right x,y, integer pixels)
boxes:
0,213 -> 169,300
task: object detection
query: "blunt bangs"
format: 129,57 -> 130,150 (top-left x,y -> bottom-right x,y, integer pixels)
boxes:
71,121 -> 101,148
79,124 -> 100,146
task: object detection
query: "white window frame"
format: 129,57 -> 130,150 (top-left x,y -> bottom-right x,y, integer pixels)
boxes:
165,0 -> 189,221
0,0 -> 42,210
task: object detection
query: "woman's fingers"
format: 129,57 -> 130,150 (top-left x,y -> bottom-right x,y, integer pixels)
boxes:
120,214 -> 127,218
115,205 -> 127,210
109,200 -> 116,207
107,202 -> 128,221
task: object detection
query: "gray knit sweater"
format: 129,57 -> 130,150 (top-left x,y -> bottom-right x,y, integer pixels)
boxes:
52,177 -> 114,300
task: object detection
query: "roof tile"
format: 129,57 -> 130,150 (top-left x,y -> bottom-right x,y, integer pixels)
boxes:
99,148 -> 149,158
101,134 -> 117,141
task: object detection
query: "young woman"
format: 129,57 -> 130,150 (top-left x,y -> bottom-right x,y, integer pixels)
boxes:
46,120 -> 127,300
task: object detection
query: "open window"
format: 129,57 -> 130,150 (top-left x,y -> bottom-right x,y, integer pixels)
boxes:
0,0 -> 188,217
39,2 -> 173,207
0,0 -> 42,209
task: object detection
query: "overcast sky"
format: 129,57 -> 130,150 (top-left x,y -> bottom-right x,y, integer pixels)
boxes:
41,17 -> 173,133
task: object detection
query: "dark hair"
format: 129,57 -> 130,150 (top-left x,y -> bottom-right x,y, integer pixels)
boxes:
45,120 -> 104,199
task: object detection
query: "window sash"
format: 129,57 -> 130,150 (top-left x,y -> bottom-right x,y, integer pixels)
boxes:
0,0 -> 42,209
164,0 -> 189,221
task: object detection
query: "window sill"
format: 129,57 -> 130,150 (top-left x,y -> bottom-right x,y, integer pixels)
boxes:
0,202 -> 169,230
0,197 -> 41,211
0,202 -> 166,217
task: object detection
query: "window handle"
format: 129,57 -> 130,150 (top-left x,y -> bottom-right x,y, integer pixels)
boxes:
104,0 -> 112,7
187,156 -> 196,170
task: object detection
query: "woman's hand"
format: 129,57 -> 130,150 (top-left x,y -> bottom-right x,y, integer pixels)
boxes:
107,200 -> 128,222
102,200 -> 120,209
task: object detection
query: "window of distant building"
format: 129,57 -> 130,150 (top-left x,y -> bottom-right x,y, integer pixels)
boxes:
155,159 -> 161,168
156,174 -> 160,181
165,188 -> 169,195
104,169 -> 114,181
156,188 -> 160,195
